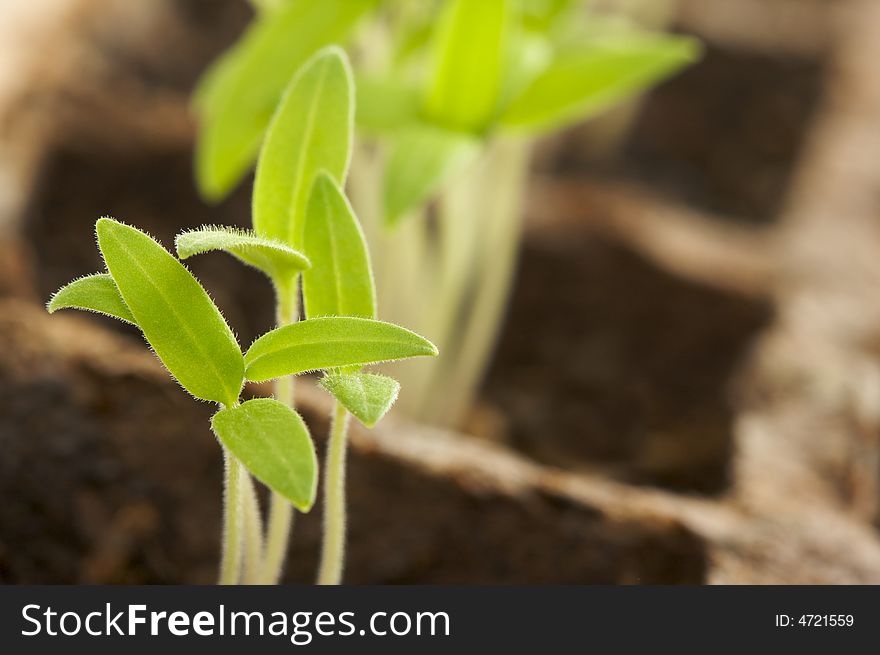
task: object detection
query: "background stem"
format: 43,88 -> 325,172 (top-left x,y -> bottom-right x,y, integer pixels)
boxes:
317,400 -> 350,585
218,447 -> 243,585
423,138 -> 532,424
350,137 -> 532,428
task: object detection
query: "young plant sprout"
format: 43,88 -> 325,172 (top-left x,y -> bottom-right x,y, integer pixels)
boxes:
177,46 -> 436,584
194,0 -> 700,427
47,215 -> 434,585
47,217 -> 315,585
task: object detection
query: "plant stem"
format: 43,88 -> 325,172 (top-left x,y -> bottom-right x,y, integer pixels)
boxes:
260,488 -> 295,583
259,283 -> 298,584
240,468 -> 264,584
317,400 -> 350,585
424,138 -> 532,424
218,448 -> 244,585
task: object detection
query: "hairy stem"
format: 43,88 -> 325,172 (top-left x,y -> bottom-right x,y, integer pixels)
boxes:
218,448 -> 244,585
259,284 -> 299,584
240,468 -> 264,584
260,487 -> 295,583
317,400 -> 350,585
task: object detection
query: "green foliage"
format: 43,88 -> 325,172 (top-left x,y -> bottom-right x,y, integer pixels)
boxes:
517,0 -> 577,33
175,225 -> 310,284
498,33 -> 701,134
302,172 -> 376,319
195,1 -> 699,230
194,0 -> 371,201
383,125 -> 480,227
355,76 -> 421,136
244,316 -> 437,382
319,372 -> 400,428
95,218 -> 244,406
252,46 -> 354,248
496,27 -> 552,110
424,0 -> 510,132
47,273 -> 136,325
212,398 -> 318,511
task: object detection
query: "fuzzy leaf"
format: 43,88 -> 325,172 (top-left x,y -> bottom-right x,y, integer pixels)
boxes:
194,0 -> 370,201
212,398 -> 317,511
302,172 -> 375,319
383,126 -> 480,228
96,218 -> 244,406
498,32 -> 700,134
320,372 -> 400,428
252,46 -> 354,248
244,317 -> 437,382
47,273 -> 136,325
175,226 -> 310,284
424,0 -> 510,132
355,75 -> 421,135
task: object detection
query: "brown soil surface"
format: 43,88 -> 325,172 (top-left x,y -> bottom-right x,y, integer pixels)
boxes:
0,301 -> 707,584
483,230 -> 772,494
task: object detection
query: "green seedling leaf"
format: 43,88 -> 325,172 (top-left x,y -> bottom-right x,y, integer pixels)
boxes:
47,273 -> 136,325
517,0 -> 578,34
194,0 -> 370,201
383,125 -> 480,228
175,225 -> 310,284
302,172 -> 375,319
424,0 -> 510,132
252,46 -> 354,248
498,27 -> 552,110
389,12 -> 433,69
212,398 -> 317,511
244,317 -> 438,382
355,75 -> 422,135
96,218 -> 244,406
498,32 -> 700,134
319,372 -> 400,428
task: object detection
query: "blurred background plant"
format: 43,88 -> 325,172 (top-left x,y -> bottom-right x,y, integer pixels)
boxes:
193,0 -> 699,427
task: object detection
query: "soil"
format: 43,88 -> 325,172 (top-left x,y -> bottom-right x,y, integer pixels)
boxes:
483,231 -> 772,494
0,301 -> 707,584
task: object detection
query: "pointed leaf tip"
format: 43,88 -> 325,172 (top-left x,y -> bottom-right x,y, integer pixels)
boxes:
303,172 -> 375,319
320,372 -> 400,428
252,44 -> 355,247
47,273 -> 137,325
96,218 -> 244,406
175,225 -> 310,283
244,316 -> 438,383
212,398 -> 318,511
498,32 -> 700,134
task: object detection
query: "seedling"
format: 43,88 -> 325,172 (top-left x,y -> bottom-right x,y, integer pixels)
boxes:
194,0 -> 700,427
179,46 -> 436,584
48,215 -> 434,584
